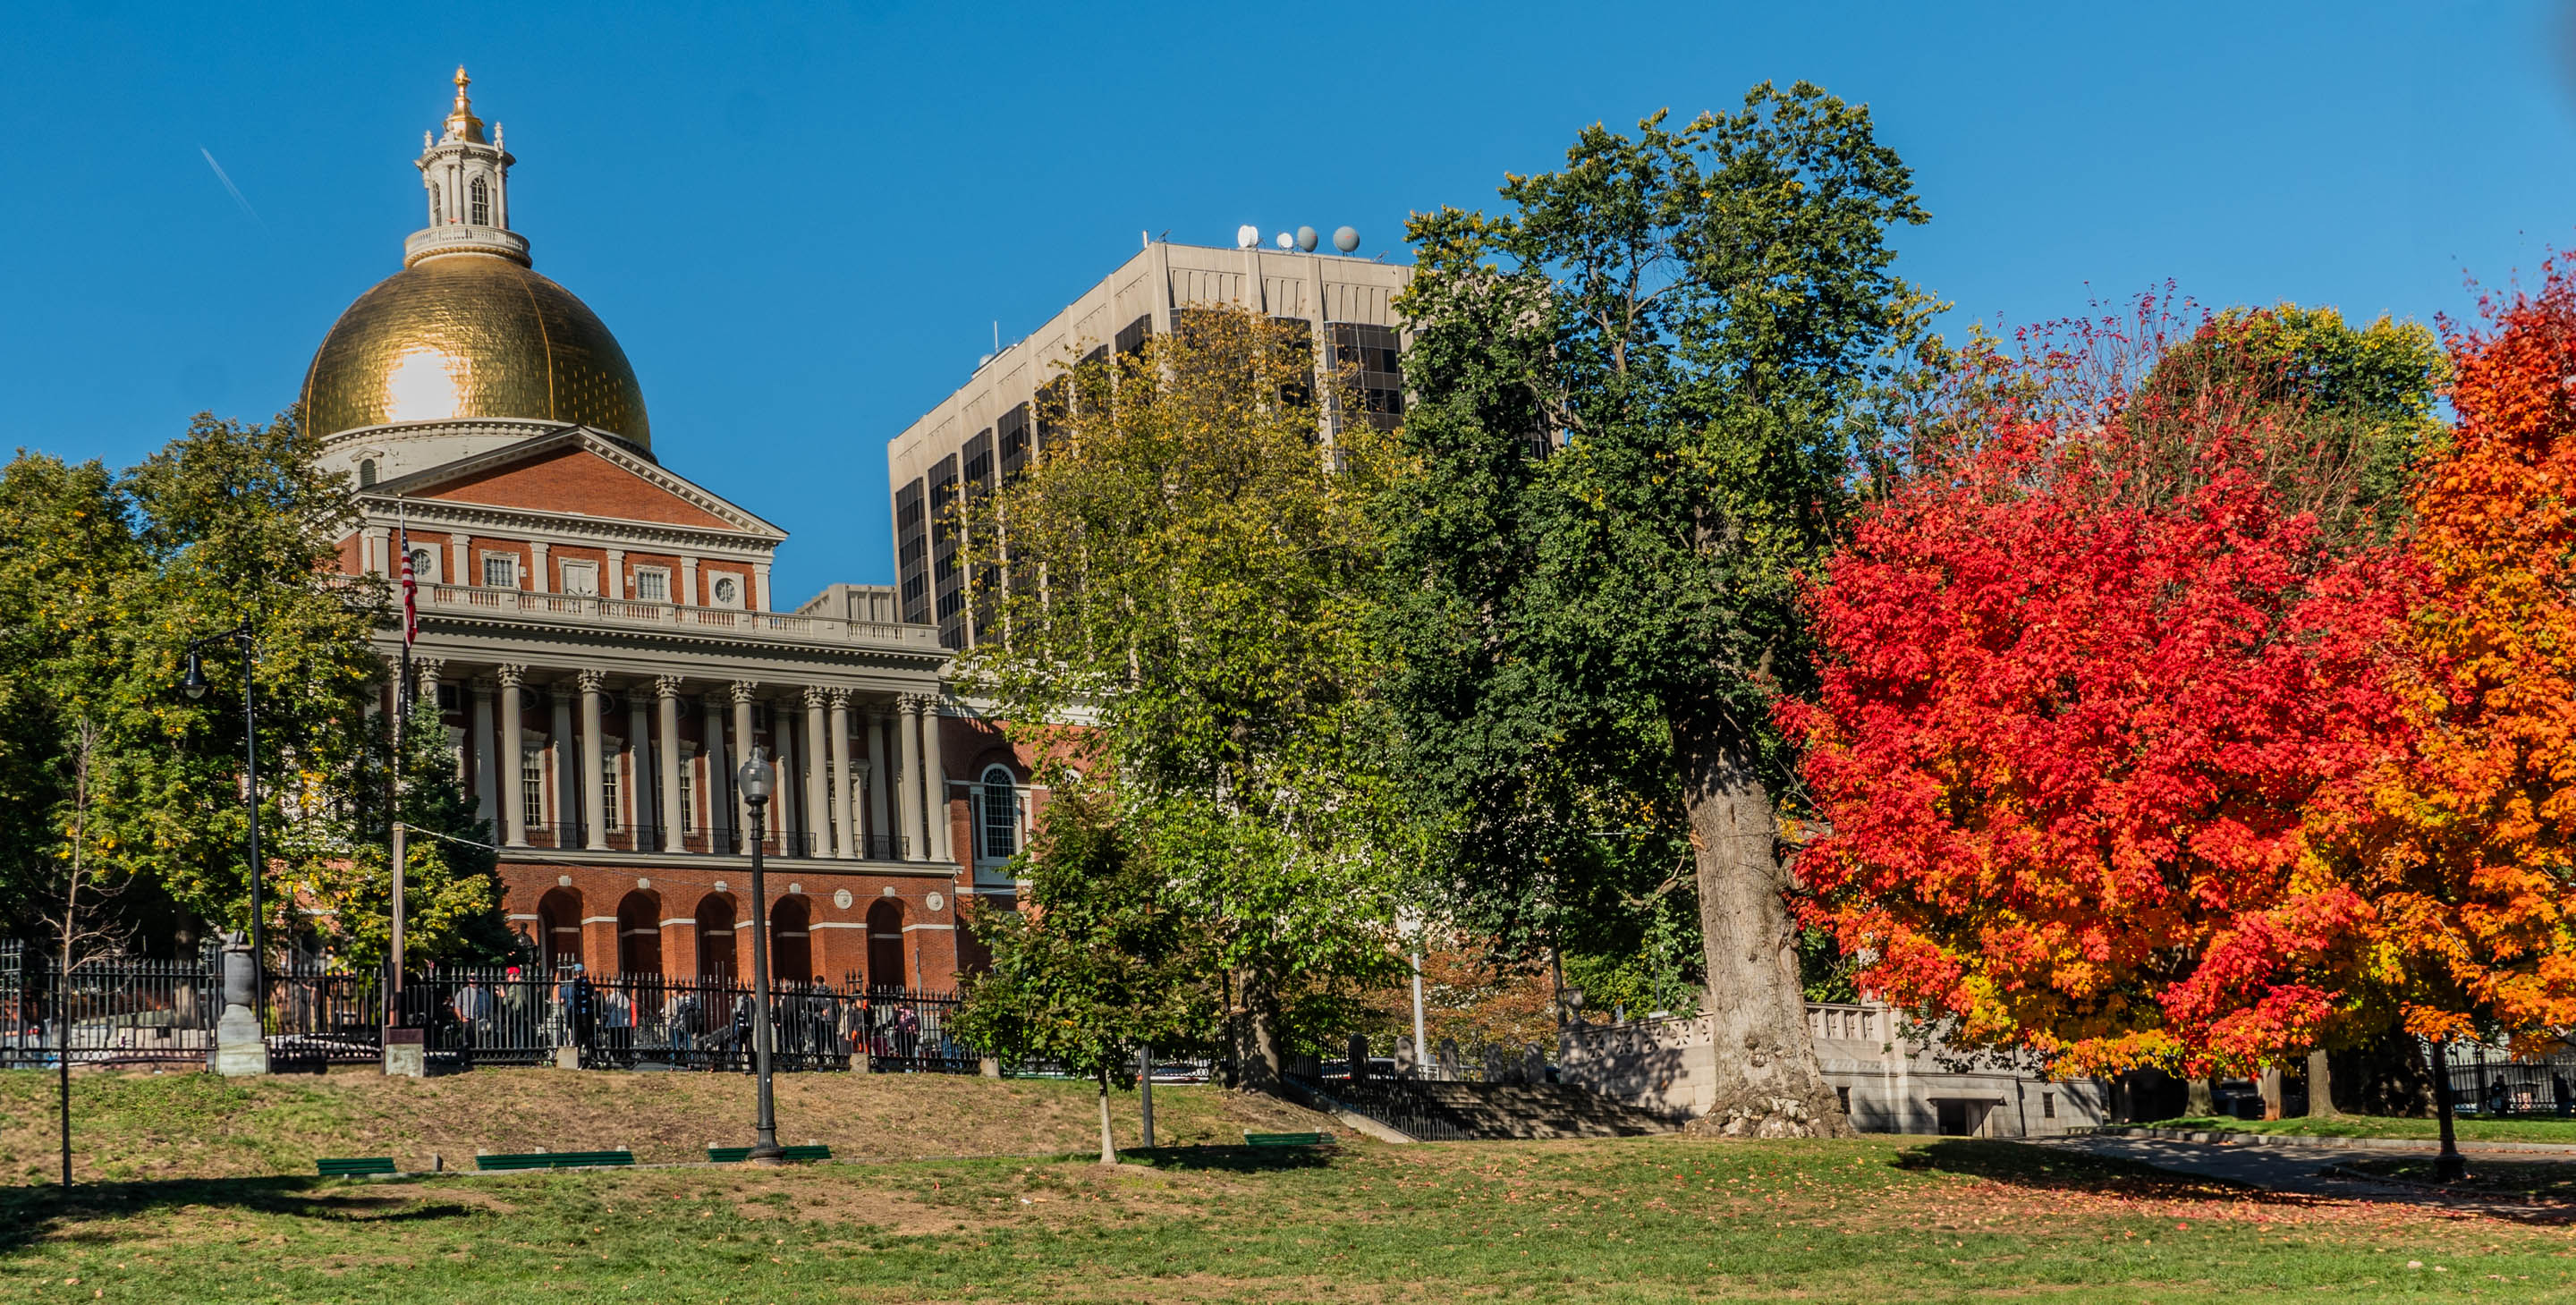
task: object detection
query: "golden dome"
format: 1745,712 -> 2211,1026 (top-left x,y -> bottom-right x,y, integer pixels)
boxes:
301,252 -> 650,447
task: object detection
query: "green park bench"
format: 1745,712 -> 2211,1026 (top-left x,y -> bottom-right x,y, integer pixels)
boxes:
1243,1131 -> 1335,1148
315,1157 -> 398,1177
706,1144 -> 833,1164
475,1149 -> 634,1172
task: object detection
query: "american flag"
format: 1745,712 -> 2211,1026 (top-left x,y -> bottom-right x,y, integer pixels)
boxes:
397,505 -> 419,648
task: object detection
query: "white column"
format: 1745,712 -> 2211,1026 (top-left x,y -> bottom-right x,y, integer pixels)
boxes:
363,525 -> 390,576
703,689 -> 733,850
775,702 -> 801,843
922,695 -> 951,862
470,677 -> 499,826
898,695 -> 928,861
867,708 -> 892,859
753,561 -> 773,613
551,682 -> 578,846
496,665 -> 527,847
682,556 -> 700,606
578,671 -> 609,851
530,541 -> 552,594
731,682 -> 757,852
827,690 -> 855,861
802,688 -> 829,859
448,532 -> 470,588
605,547 -> 626,600
657,677 -> 685,853
625,687 -> 652,839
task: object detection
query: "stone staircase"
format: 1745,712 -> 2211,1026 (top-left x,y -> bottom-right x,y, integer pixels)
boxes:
1312,1079 -> 1685,1141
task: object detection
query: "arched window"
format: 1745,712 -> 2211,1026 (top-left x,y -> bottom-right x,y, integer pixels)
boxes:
358,459 -> 377,487
428,182 -> 441,224
469,176 -> 489,225
978,765 -> 1019,860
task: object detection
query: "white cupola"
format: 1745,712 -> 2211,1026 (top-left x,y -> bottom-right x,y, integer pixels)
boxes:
404,67 -> 530,268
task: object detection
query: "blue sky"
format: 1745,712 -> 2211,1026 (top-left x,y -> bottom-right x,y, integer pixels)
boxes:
4,1 -> 2572,602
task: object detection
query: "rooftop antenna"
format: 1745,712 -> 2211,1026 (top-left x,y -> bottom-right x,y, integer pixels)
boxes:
993,321 -> 1001,353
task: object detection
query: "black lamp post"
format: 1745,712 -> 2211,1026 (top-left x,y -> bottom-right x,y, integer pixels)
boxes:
737,747 -> 784,1165
182,623 -> 265,1013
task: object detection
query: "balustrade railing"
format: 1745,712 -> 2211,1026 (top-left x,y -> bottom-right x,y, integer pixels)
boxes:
418,582 -> 940,648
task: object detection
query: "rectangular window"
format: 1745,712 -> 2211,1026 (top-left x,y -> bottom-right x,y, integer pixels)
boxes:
519,745 -> 545,833
2042,1092 -> 2056,1120
560,560 -> 599,597
1114,314 -> 1152,356
633,567 -> 670,602
482,552 -> 520,589
678,753 -> 696,833
600,745 -> 622,832
1329,321 -> 1406,428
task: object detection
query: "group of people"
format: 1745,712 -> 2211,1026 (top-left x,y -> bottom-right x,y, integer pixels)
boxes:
400,965 -> 939,1072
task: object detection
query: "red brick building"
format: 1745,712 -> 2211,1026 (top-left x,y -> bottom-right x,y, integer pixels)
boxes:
307,72 -> 1030,987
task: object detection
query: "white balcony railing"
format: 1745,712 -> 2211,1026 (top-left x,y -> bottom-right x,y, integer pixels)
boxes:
419,583 -> 942,649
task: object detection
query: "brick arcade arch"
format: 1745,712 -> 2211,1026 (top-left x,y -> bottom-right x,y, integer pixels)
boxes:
866,899 -> 906,990
695,894 -> 738,982
771,895 -> 814,984
615,890 -> 662,976
537,887 -> 583,973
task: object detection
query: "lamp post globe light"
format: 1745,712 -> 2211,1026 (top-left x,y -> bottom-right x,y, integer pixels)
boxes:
737,747 -> 784,1165
182,626 -> 267,1012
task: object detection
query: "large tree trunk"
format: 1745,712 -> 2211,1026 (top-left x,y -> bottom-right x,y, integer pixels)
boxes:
2306,1048 -> 2340,1117
1678,726 -> 1853,1140
2258,1065 -> 2284,1120
1233,970 -> 1285,1097
2186,1077 -> 2216,1117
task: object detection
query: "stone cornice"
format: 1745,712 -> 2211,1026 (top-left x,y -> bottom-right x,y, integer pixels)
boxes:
355,496 -> 776,556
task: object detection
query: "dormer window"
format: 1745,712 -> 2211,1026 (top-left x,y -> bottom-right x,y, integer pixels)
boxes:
470,177 -> 489,225
358,459 -> 377,487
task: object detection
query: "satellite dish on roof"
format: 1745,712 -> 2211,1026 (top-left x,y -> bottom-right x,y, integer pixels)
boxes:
1332,225 -> 1360,253
1295,225 -> 1318,252
1275,231 -> 1293,249
1235,224 -> 1260,250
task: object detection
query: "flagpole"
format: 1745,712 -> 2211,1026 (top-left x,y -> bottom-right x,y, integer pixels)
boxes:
390,500 -> 411,1006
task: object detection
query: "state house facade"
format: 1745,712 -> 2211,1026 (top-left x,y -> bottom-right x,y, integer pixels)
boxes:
309,72 -> 1032,987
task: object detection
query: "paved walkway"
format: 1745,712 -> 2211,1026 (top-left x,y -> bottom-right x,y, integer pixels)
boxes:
2038,1133 -> 2576,1219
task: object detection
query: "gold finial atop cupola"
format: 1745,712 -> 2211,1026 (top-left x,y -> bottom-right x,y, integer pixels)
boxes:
443,65 -> 486,143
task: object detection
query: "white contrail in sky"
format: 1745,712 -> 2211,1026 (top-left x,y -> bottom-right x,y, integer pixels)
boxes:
199,147 -> 263,226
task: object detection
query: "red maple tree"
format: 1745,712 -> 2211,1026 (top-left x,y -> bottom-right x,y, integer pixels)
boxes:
1784,308 -> 2413,1076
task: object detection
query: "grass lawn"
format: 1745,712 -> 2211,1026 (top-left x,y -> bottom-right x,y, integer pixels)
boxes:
5,1128 -> 2576,1301
8,1072 -> 2576,1301
2147,1114 -> 2576,1144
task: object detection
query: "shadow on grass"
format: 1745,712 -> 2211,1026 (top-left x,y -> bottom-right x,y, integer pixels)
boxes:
1122,1144 -> 1336,1174
1896,1138 -> 2576,1225
0,1176 -> 477,1257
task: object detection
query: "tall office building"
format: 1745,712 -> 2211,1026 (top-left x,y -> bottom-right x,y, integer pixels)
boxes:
885,240 -> 1413,650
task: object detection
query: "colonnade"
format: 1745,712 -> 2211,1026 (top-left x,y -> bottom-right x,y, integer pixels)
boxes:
409,658 -> 952,863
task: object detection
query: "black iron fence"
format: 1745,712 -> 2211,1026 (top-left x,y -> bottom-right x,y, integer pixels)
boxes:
2444,1046 -> 2576,1117
0,943 -> 975,1076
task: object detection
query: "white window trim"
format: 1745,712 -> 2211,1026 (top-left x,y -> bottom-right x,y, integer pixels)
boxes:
406,545 -> 441,585
707,571 -> 746,609
479,550 -> 521,589
560,558 -> 600,597
633,566 -> 672,603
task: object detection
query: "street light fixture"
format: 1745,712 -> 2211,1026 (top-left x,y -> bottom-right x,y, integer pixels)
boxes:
736,747 -> 784,1165
182,623 -> 265,1013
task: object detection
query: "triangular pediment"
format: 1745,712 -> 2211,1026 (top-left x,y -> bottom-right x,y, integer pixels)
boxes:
367,427 -> 784,538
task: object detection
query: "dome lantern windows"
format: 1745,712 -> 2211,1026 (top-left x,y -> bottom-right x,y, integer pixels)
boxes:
469,177 -> 489,226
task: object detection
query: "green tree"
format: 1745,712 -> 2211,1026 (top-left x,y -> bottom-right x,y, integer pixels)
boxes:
1379,87 -> 1929,1136
957,305 -> 1409,1091
951,782 -> 1212,1163
309,700 -> 518,968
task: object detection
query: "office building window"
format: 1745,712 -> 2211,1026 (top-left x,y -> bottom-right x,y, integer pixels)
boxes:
1114,315 -> 1152,356
997,403 -> 1031,482
895,479 -> 929,625
1329,322 -> 1405,428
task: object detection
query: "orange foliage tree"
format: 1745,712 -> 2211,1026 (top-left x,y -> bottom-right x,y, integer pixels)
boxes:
2357,258 -> 2576,1051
